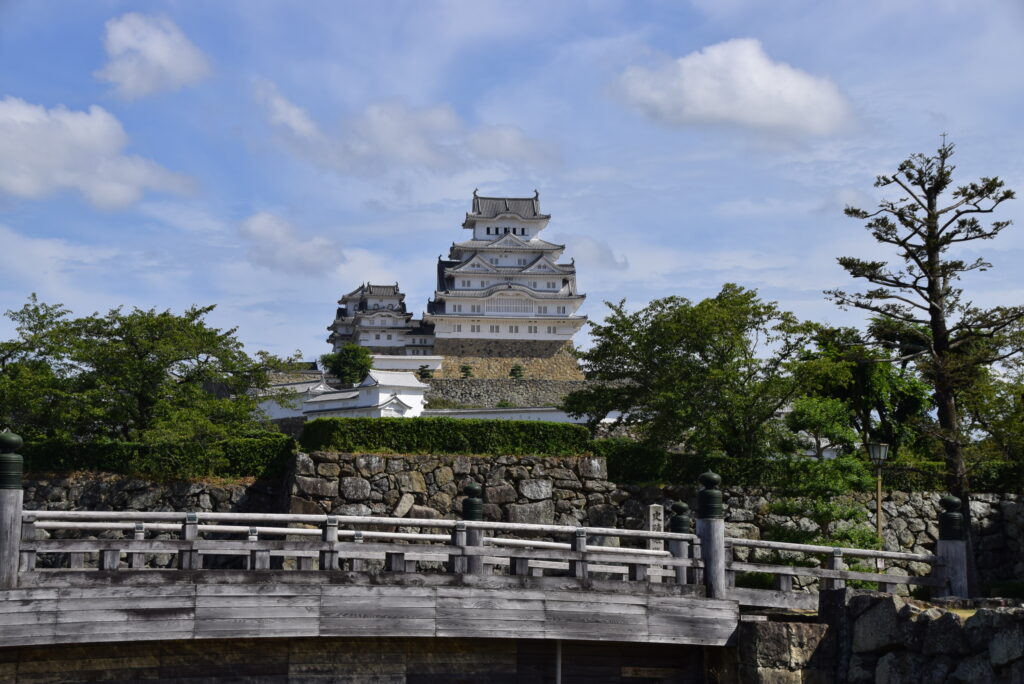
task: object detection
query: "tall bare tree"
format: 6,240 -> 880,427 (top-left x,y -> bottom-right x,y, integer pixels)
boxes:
828,139 -> 1022,593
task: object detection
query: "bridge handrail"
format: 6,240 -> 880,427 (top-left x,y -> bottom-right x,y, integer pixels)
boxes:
725,536 -> 937,563
22,509 -> 698,543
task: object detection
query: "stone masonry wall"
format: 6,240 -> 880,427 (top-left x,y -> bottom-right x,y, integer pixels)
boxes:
434,342 -> 584,379
425,378 -> 584,408
612,484 -> 1024,587
735,591 -> 1024,683
22,472 -> 282,515
288,452 -> 616,529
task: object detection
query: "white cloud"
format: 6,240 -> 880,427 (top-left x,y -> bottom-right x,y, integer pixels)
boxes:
239,212 -> 345,275
255,82 -> 554,177
618,38 -> 852,136
95,13 -> 210,99
550,233 -> 629,271
0,96 -> 192,208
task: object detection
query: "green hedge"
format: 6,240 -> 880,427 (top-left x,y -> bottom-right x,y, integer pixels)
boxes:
22,433 -> 295,480
300,417 -> 590,455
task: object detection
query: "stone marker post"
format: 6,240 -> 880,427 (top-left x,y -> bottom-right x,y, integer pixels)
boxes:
668,502 -> 691,585
462,482 -> 484,574
0,430 -> 24,590
936,494 -> 968,598
646,504 -> 664,583
695,471 -> 727,599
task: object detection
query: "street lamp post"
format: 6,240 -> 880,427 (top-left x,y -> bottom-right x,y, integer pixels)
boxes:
868,442 -> 890,541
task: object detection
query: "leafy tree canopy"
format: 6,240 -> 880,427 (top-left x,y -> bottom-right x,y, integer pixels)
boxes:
320,343 -> 372,385
563,284 -> 816,458
0,295 -> 278,445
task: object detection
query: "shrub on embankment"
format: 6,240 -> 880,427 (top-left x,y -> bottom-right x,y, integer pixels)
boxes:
299,417 -> 591,456
21,433 -> 295,480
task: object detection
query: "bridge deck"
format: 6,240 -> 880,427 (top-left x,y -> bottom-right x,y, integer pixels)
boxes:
2,571 -> 739,648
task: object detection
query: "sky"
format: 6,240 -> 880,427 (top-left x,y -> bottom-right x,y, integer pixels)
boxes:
2,0 -> 1023,359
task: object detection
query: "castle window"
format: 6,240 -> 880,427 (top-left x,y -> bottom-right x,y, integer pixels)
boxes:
470,324 -> 480,333
375,334 -> 380,340
508,325 -> 519,333
460,279 -> 470,287
480,281 -> 487,287
537,306 -> 548,314
387,334 -> 392,340
504,227 -> 509,234
556,306 -> 566,314
489,325 -> 500,333
470,304 -> 481,313
547,326 -> 557,334
454,324 -> 462,332
547,281 -> 557,289
528,325 -> 538,334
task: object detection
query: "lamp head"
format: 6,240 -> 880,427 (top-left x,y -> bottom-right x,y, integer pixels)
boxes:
867,442 -> 890,468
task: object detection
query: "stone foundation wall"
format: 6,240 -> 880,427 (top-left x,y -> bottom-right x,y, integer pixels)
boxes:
288,451 -> 616,528
22,472 -> 282,515
0,637 -> 705,683
736,591 -> 1024,683
612,484 -> 1024,586
433,337 -> 569,359
434,342 -> 583,379
425,378 -> 585,407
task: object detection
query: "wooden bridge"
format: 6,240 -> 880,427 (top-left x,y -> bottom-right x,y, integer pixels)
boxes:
1,503 -> 964,650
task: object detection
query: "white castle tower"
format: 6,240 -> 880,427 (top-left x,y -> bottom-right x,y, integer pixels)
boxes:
424,191 -> 586,357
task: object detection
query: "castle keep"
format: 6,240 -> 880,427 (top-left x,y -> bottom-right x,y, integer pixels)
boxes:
327,191 -> 587,372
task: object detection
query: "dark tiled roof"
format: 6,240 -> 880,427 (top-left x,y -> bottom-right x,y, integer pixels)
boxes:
342,283 -> 405,299
463,190 -> 550,225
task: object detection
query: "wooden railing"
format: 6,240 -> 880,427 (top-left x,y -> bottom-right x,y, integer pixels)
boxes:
19,510 -> 703,586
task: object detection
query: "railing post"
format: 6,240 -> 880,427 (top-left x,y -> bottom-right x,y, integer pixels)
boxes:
0,430 -> 24,589
20,513 -> 37,572
178,512 -> 199,570
695,471 -> 726,599
249,527 -> 270,570
824,548 -> 846,590
569,528 -> 588,579
130,523 -> 146,569
462,483 -> 484,575
320,516 -> 339,571
668,502 -> 691,585
350,530 -> 365,572
936,494 -> 968,598
449,521 -> 468,574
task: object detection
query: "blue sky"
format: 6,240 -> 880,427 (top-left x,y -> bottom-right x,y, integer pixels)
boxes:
2,0 -> 1023,358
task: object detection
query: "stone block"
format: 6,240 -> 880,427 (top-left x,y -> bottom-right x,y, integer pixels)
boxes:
922,611 -> 968,656
434,466 -> 454,486
875,651 -> 926,684
290,496 -> 325,515
508,500 -> 554,525
989,623 -> 1024,667
294,476 -> 338,499
485,484 -> 517,504
392,493 -> 415,518
409,505 -> 441,519
948,653 -> 994,683
331,503 -> 371,516
578,456 -> 606,479
339,477 -> 371,501
317,463 -> 341,478
519,479 -> 553,501
396,471 -> 427,494
587,504 -> 618,528
294,452 -> 316,476
310,451 -> 339,463
852,595 -> 907,653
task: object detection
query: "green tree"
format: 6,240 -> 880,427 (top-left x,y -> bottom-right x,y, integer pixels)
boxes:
459,364 -> 474,378
509,364 -> 525,379
563,284 -> 816,457
828,140 -> 1022,591
320,344 -> 372,385
0,297 -> 276,445
785,396 -> 858,459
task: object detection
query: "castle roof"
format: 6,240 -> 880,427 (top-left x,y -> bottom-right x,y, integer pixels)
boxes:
341,283 -> 404,300
451,235 -> 565,252
462,190 -> 550,227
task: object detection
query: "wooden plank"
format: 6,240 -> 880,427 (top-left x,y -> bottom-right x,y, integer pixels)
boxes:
728,560 -> 943,586
728,586 -> 818,610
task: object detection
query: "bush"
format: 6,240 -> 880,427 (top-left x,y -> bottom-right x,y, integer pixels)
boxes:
591,438 -> 667,483
22,433 -> 295,480
300,417 -> 590,455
